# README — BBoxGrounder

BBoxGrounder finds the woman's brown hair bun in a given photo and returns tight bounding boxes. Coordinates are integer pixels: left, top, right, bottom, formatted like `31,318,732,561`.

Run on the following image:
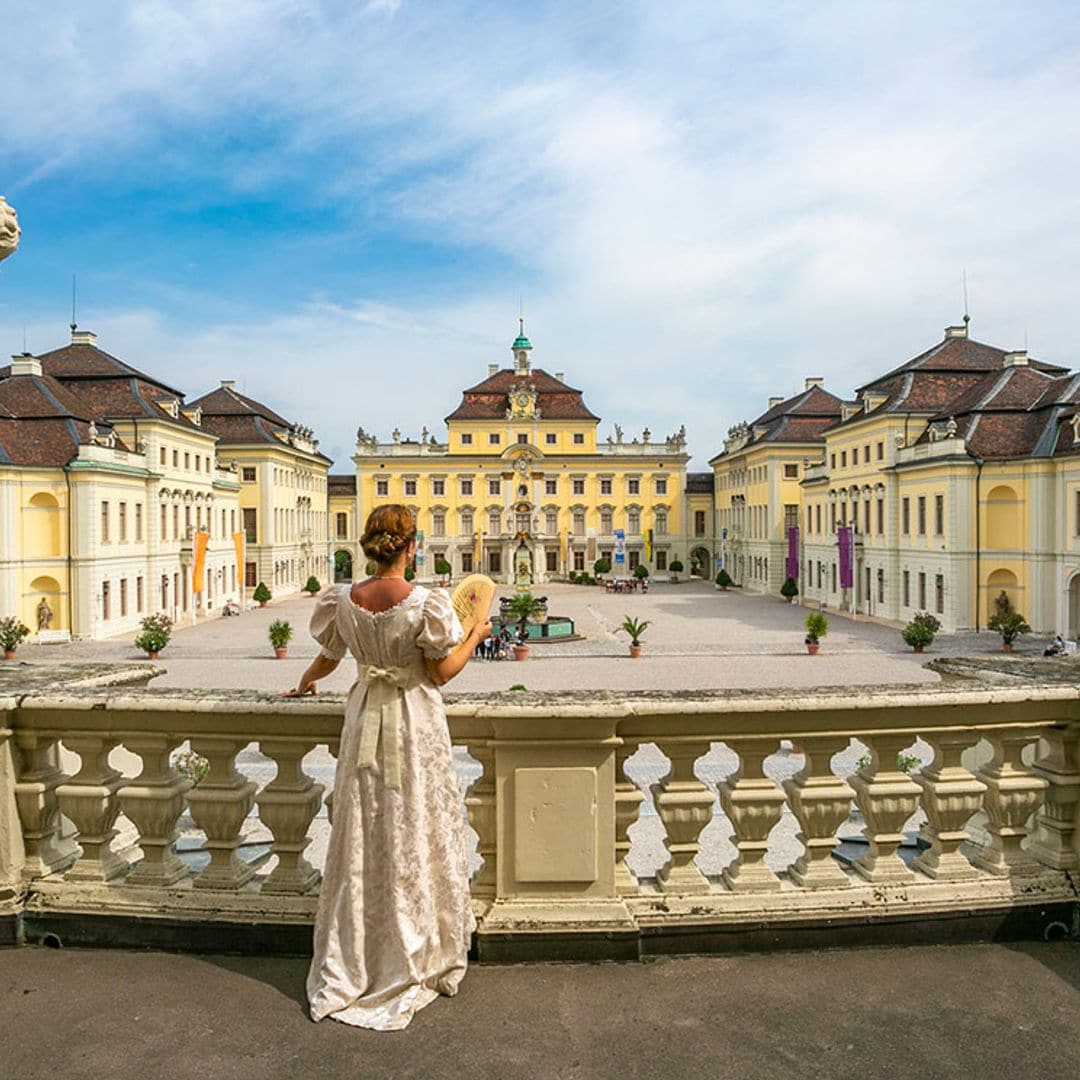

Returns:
360,504,417,565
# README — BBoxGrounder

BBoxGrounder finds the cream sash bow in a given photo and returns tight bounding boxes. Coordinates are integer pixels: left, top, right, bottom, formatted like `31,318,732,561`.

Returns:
357,664,419,791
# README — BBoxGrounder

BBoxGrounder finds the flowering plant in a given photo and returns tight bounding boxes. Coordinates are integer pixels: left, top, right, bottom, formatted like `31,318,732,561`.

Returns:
0,617,31,651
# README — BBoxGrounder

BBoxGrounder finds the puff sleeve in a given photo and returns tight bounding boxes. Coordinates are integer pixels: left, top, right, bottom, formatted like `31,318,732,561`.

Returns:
309,586,348,661
416,588,464,660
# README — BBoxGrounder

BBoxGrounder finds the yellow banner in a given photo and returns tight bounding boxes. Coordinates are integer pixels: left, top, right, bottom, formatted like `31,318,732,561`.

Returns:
232,531,245,593
192,529,210,593
645,528,653,561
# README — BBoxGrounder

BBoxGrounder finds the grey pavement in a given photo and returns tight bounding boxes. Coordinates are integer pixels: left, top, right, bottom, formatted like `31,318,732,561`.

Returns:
2,942,1077,1080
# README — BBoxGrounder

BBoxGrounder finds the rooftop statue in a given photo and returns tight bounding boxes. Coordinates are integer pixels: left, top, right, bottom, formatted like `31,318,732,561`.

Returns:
0,196,19,262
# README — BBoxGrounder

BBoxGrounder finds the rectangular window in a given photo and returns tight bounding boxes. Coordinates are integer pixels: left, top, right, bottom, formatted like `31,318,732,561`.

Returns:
488,511,501,534
573,511,585,536
194,454,200,472
432,511,445,537
877,568,885,603
655,510,668,535
830,503,836,532
243,507,257,544
655,477,668,495
460,433,473,445
461,478,473,496
917,496,926,535
573,433,585,445
784,504,798,531
404,479,417,497
815,504,822,534
119,502,127,542
830,453,836,469
184,452,190,470
628,549,640,571
230,509,236,534
600,478,612,495
572,478,585,496
545,433,557,445
488,478,501,496
184,506,191,536
172,449,179,468
102,581,110,621
903,570,911,607
517,433,528,444
461,552,474,573
600,510,613,533
101,501,110,542
136,576,144,613
863,499,871,534
489,433,501,445
545,478,557,496
864,445,871,464
656,550,667,571
573,549,585,571
695,510,706,536
160,504,167,540
461,510,473,534
876,497,884,534
902,497,910,534
935,574,945,614
852,448,858,466
135,503,143,542
628,478,640,496
545,510,558,533
877,441,884,461
241,466,256,483
159,446,166,466
335,512,348,538
433,479,445,496
546,550,558,572
376,478,389,496
488,550,501,575
783,463,798,479
120,578,128,617
934,494,944,535
918,571,927,609
245,561,257,588
830,563,836,592
840,451,847,468
628,510,640,533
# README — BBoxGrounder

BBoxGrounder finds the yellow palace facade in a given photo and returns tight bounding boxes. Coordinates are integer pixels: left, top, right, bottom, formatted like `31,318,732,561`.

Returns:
348,325,704,585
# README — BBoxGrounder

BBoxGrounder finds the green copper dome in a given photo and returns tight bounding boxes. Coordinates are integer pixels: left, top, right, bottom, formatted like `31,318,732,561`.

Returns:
512,317,531,351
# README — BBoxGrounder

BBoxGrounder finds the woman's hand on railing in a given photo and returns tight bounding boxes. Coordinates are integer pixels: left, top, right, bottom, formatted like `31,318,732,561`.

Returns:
282,653,341,697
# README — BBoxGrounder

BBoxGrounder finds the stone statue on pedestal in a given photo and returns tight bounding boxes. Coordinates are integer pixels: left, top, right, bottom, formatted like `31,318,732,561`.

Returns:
36,597,53,632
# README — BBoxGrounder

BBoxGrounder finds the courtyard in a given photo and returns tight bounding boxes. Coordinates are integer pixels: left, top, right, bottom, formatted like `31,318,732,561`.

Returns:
7,580,1035,694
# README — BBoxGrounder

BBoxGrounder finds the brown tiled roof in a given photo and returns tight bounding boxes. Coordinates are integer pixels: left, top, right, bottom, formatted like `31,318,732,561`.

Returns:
198,413,286,446
752,385,844,427
328,473,356,496
188,384,291,428
445,367,599,422
711,384,843,463
33,340,186,397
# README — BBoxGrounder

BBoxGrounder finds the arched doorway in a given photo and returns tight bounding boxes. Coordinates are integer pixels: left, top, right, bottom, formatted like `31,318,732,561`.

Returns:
334,549,353,582
690,546,711,578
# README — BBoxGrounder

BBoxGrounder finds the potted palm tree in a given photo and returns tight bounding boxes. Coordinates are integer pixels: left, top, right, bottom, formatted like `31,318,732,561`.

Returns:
253,582,272,608
304,576,321,596
505,591,543,660
668,559,683,583
269,619,293,659
0,617,31,660
619,615,650,658
804,611,828,655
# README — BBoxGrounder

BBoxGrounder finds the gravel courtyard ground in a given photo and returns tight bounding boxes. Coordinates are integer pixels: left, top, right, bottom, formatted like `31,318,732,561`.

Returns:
10,579,1039,693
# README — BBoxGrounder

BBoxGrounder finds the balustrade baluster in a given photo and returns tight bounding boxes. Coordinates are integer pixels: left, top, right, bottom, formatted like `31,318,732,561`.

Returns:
119,735,192,886
55,736,129,882
969,729,1049,877
1028,727,1080,871
849,735,922,882
720,739,786,892
256,739,324,894
615,740,645,895
463,740,495,898
783,736,853,889
186,737,258,890
652,740,713,894
13,732,78,879
911,732,986,881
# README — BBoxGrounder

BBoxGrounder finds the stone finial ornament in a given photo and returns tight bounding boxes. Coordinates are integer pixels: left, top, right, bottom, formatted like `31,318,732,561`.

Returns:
0,196,19,262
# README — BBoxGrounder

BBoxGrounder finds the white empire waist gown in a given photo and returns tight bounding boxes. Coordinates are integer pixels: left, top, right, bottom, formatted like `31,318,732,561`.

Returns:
306,584,476,1031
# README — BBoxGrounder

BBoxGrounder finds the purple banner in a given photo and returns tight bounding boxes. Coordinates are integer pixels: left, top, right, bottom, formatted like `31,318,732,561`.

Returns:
838,525,854,590
786,526,799,580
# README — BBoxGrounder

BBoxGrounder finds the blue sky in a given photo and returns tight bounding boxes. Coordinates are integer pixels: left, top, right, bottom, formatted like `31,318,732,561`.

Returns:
2,1,1080,468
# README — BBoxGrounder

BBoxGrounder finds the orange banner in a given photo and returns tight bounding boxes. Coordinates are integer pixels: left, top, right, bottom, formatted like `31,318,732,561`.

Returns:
232,531,245,593
191,529,210,593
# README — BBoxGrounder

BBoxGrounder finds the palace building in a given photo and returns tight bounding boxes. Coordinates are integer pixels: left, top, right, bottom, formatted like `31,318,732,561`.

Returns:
351,323,698,585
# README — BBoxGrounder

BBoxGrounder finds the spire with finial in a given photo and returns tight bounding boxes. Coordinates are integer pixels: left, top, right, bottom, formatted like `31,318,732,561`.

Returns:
512,315,532,373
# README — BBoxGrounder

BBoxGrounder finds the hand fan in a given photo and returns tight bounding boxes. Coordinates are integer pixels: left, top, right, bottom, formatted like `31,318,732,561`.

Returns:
450,574,496,640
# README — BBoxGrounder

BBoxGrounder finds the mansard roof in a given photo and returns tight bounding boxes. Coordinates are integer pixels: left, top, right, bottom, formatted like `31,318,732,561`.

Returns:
328,473,357,496
445,367,599,422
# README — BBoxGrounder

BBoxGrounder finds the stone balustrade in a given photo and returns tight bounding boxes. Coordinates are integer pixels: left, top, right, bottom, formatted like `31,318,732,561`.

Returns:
1,666,1077,958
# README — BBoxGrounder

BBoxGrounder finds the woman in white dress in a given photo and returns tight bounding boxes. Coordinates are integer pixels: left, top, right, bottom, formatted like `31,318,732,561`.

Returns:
285,504,491,1031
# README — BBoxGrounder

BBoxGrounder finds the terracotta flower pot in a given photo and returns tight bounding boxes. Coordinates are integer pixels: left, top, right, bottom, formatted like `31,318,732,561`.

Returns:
3,650,16,660
913,645,924,653
259,601,268,608
146,651,159,660
1002,642,1014,653
274,647,288,659
629,644,642,659
512,644,530,662
806,643,820,655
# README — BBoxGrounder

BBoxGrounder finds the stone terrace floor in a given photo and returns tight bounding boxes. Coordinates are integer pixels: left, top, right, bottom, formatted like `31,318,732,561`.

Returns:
2,942,1077,1080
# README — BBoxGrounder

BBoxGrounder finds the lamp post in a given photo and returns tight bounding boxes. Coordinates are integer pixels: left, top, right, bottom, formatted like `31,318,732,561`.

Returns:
0,197,19,263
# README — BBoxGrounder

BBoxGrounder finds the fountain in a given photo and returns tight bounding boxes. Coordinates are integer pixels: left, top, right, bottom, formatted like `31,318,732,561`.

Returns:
496,595,577,641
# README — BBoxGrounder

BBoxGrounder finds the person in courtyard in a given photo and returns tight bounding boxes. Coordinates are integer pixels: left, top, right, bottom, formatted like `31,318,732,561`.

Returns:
284,504,491,1031
1044,634,1066,657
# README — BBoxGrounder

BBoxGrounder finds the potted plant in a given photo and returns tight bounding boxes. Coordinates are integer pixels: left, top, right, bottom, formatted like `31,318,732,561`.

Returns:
715,567,733,591
593,557,611,581
253,582,272,608
505,591,543,660
619,615,650,658
902,611,940,653
0,617,31,659
988,591,1030,652
804,611,828,655
434,556,452,585
633,564,649,582
269,619,293,659
780,577,799,603
304,576,321,596
668,559,683,583
134,612,172,660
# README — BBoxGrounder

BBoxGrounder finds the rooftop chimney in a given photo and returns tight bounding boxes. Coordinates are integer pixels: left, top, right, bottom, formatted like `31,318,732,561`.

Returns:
220,379,237,390
768,396,784,408
804,376,824,390
488,363,498,376
555,371,565,382
10,352,42,377
944,324,968,339
1003,350,1029,368
71,329,97,346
